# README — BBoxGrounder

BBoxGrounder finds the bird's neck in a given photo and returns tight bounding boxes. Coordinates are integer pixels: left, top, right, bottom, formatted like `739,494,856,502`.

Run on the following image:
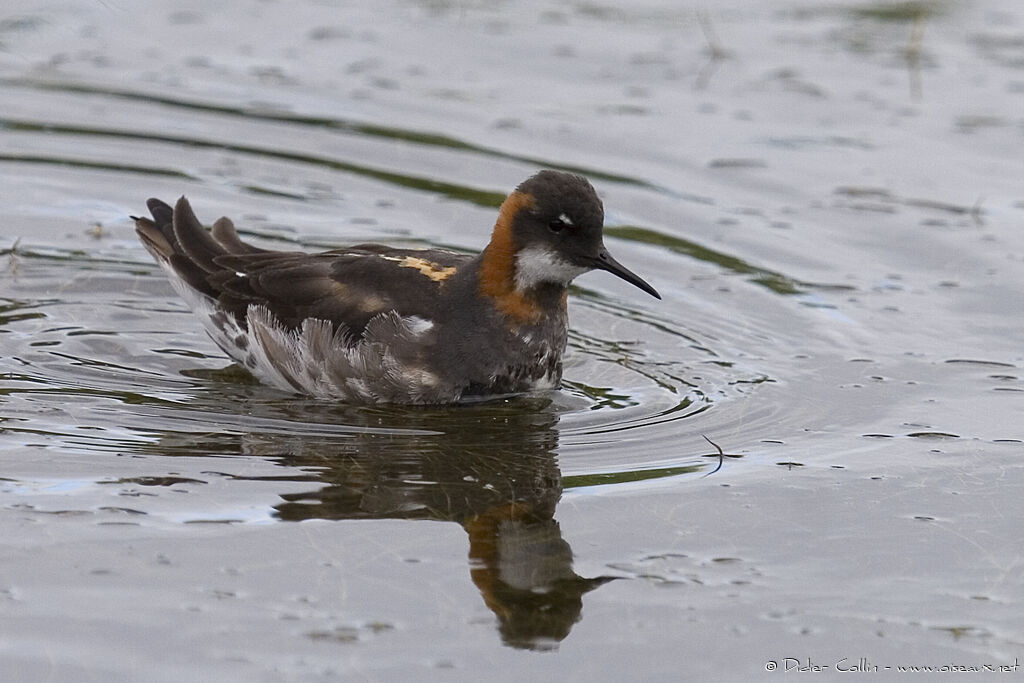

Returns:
478,191,564,323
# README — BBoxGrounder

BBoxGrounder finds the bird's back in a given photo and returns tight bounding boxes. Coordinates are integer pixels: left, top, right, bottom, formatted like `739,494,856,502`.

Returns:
134,197,485,402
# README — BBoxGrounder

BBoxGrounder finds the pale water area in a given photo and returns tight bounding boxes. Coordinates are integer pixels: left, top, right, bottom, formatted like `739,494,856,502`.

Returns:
1,0,1023,680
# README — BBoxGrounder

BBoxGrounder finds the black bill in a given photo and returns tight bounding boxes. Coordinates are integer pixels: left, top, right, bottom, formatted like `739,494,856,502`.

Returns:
593,248,661,300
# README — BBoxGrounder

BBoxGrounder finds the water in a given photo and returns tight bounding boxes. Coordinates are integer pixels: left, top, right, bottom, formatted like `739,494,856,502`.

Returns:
2,0,1023,680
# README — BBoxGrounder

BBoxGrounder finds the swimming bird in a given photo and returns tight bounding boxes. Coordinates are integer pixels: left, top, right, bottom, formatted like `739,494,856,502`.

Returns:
133,170,659,404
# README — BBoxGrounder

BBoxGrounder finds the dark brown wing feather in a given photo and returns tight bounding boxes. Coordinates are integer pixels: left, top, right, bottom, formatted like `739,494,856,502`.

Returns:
134,197,470,336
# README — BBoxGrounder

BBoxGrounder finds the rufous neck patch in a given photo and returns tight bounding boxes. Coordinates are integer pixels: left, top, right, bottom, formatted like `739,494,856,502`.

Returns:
479,191,545,321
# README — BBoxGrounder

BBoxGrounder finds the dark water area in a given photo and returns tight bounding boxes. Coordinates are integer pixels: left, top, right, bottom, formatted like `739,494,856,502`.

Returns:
2,0,1023,680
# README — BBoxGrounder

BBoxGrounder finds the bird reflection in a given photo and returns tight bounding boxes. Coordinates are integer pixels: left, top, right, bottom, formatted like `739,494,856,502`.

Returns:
224,396,613,651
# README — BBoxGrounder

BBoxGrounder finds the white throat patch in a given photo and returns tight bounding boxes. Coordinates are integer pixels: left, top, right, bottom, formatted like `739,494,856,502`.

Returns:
514,245,588,290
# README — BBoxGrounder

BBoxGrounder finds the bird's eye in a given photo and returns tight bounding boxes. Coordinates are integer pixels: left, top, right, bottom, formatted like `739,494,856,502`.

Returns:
548,213,574,233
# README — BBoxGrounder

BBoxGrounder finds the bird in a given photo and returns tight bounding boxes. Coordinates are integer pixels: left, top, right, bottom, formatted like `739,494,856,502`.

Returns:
133,170,660,404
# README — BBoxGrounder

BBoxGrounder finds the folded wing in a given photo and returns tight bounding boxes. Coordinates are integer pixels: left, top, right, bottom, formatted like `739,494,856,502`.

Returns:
133,197,468,337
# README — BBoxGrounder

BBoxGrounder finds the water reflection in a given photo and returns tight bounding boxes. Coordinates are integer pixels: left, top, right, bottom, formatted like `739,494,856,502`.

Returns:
193,397,612,651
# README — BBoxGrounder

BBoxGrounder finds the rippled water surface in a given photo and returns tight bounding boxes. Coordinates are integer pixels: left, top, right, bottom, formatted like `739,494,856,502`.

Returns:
2,0,1024,680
